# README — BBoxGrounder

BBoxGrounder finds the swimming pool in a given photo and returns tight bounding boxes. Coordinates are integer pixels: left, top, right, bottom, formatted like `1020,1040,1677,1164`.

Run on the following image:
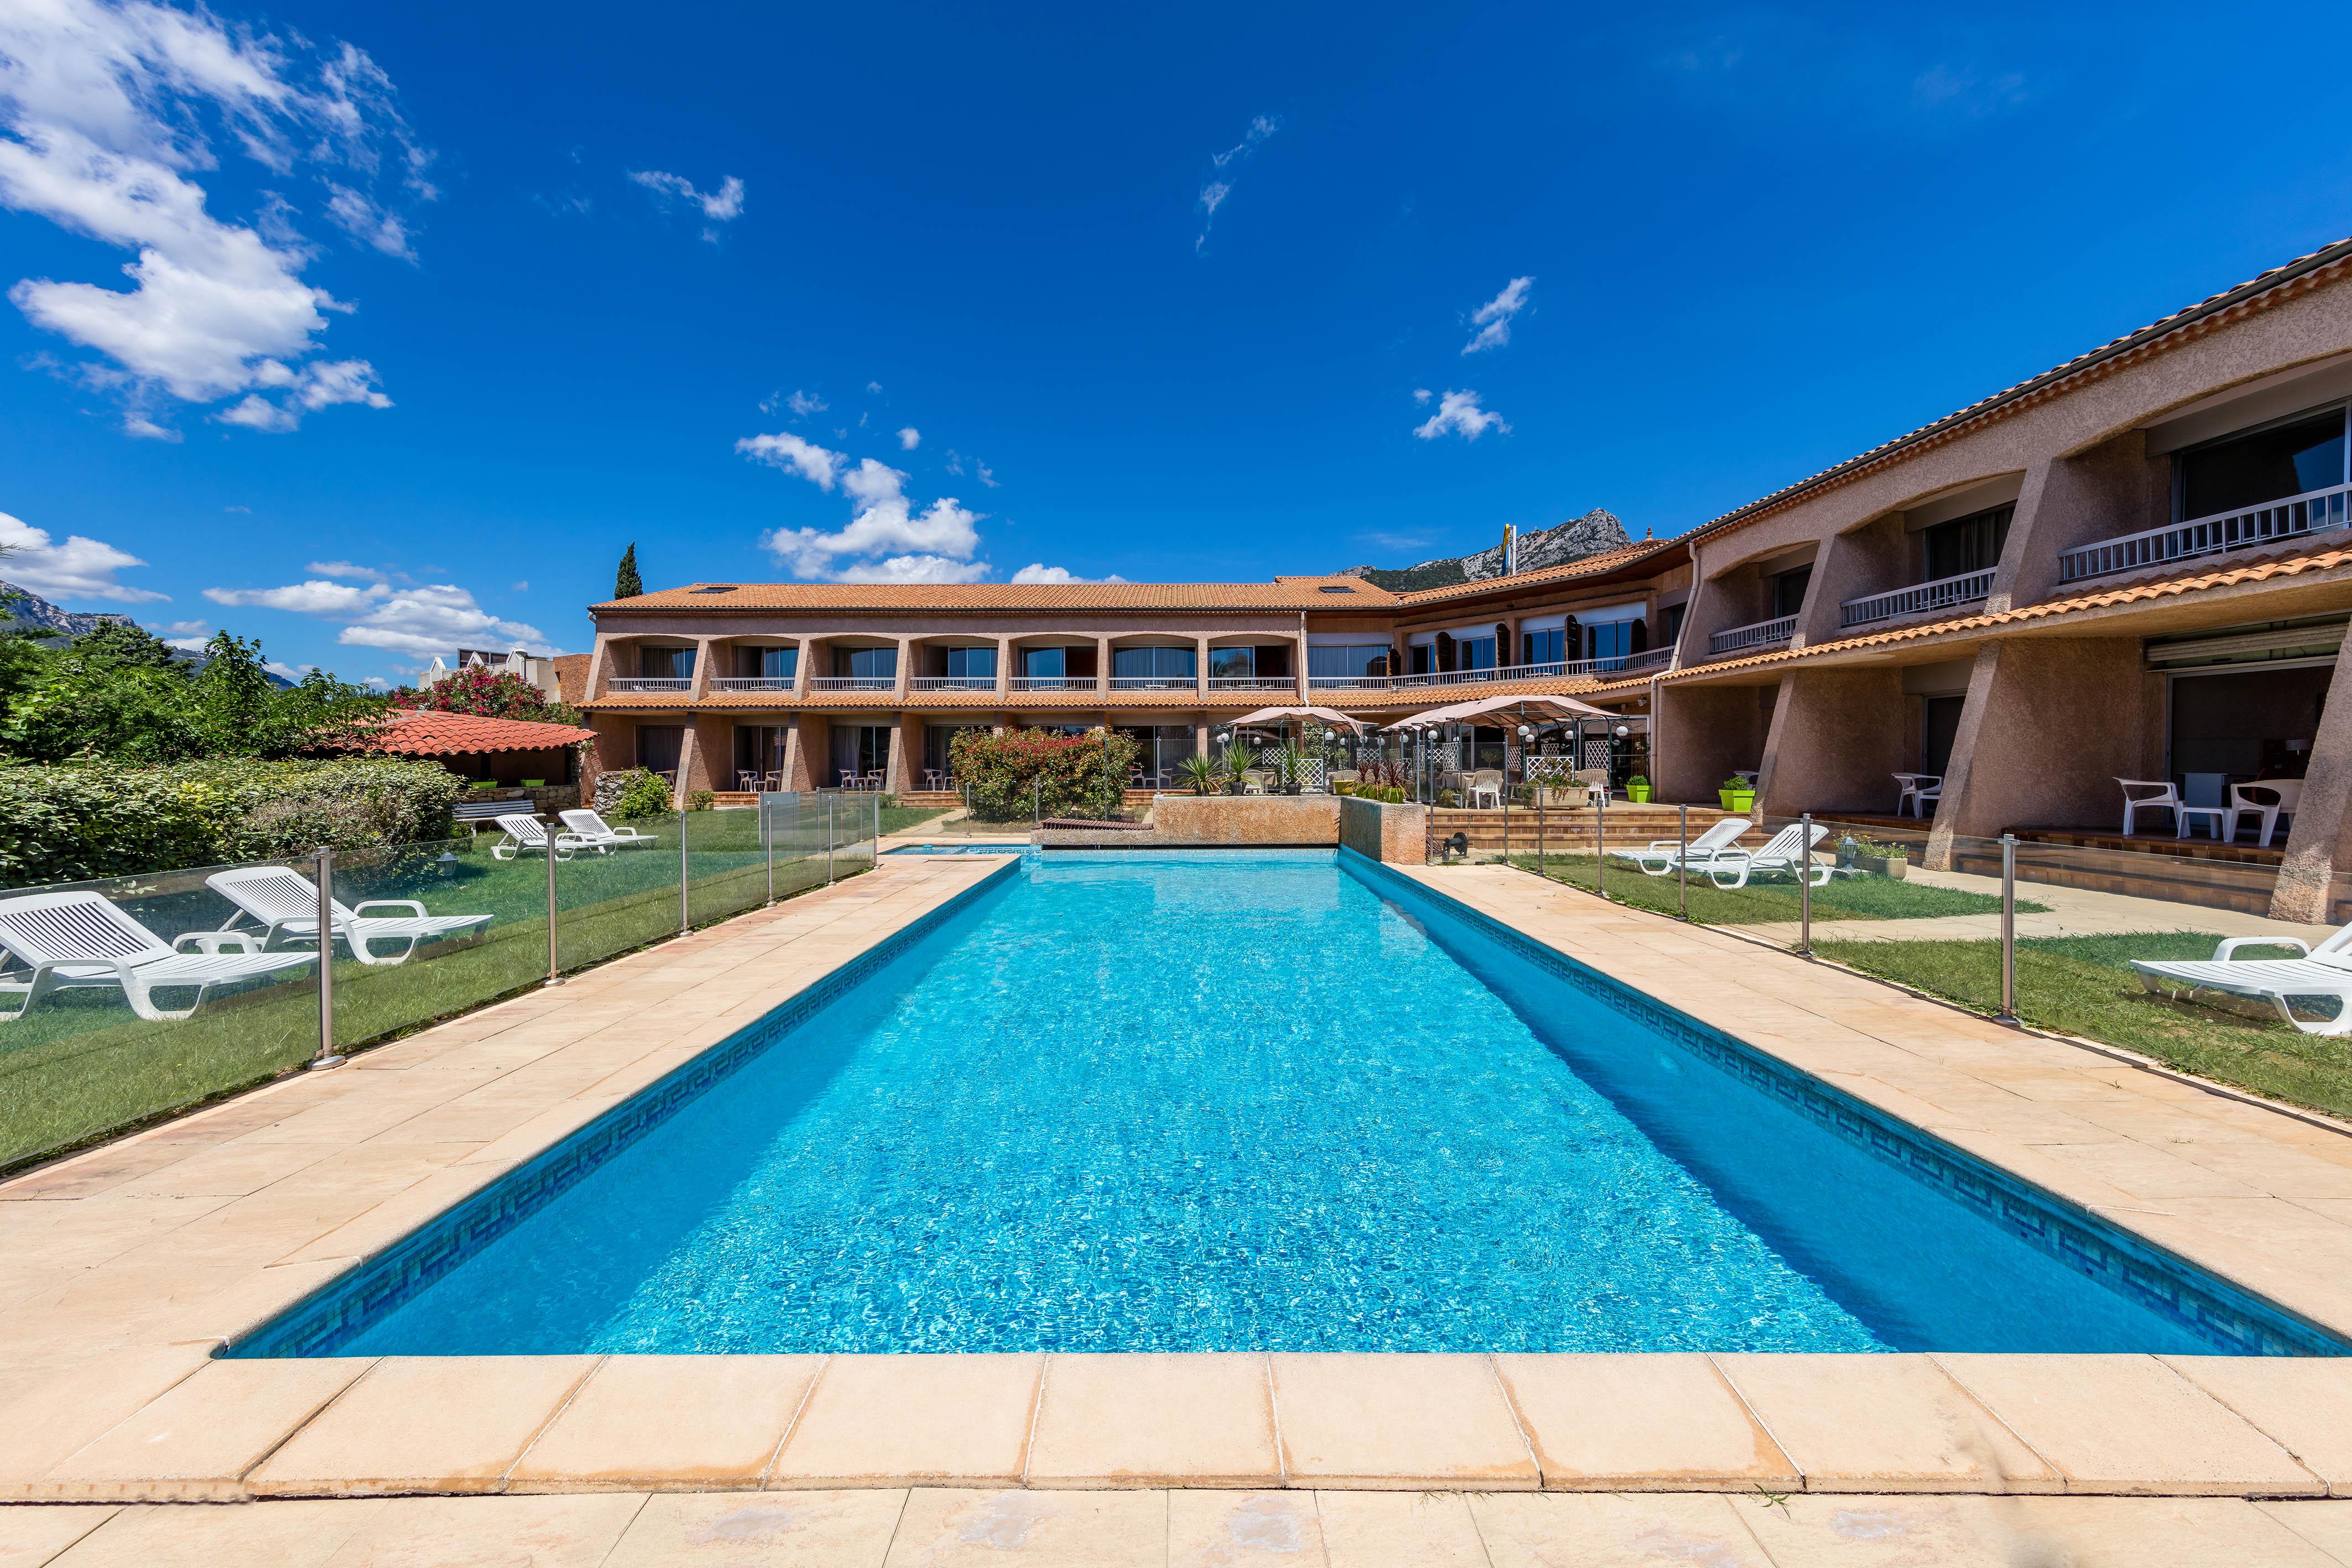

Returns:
235,849,2344,1358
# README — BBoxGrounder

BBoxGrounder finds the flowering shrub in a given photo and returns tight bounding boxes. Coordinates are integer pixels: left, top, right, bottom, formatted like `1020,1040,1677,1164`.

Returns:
0,758,464,885
392,665,582,726
950,727,1139,821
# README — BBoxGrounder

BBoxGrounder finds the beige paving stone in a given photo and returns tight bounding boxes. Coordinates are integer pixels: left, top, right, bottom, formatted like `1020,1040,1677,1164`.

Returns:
603,1490,907,1567
1167,1491,1319,1568
44,1498,388,1567
116,1141,345,1200
2164,1357,2352,1497
39,1356,375,1501
0,1506,116,1567
1313,1490,1487,1568
881,1487,1164,1568
1712,1354,2058,1493
1935,1353,2322,1495
1745,1493,2334,1566
768,1355,1043,1488
318,1492,648,1567
0,1345,217,1495
153,1257,359,1347
1467,1491,1772,1568
510,1354,823,1491
1025,1354,1278,1489
2025,1138,2270,1199
1268,1353,1535,1490
248,1356,601,1497
1491,1352,1796,1491
2261,1499,2352,1561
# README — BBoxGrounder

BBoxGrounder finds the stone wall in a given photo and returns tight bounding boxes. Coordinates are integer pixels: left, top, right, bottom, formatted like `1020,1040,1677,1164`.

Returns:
1035,794,1427,862
1340,795,1428,863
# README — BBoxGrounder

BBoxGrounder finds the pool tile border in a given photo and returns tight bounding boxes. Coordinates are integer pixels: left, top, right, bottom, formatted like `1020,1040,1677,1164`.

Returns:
1349,850,2351,1359
223,854,1020,1359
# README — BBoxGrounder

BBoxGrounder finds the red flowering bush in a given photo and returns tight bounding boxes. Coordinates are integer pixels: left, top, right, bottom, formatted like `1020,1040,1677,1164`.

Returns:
392,664,579,725
950,727,1138,821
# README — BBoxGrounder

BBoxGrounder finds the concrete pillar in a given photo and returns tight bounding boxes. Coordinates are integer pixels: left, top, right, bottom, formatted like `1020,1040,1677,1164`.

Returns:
1987,436,2167,613
894,637,915,698
1096,635,1113,696
1923,638,2148,868
1195,636,1212,696
792,638,820,697
689,638,717,699
885,716,913,795
1797,515,1906,648
1756,667,1909,817
2271,634,2352,921
585,639,615,702
782,718,813,793
996,636,1014,697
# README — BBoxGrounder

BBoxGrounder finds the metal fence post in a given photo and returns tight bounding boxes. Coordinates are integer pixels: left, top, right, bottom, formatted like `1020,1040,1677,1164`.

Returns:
1536,798,1545,879
311,846,344,1069
875,788,881,856
1999,834,2018,1022
826,792,836,885
1797,811,1813,957
764,795,776,906
1595,790,1606,900
678,806,690,936
545,820,561,985
1676,803,1688,920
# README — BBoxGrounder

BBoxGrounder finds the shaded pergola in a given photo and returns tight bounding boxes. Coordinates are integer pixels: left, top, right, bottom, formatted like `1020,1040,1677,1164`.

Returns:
1382,691,1646,805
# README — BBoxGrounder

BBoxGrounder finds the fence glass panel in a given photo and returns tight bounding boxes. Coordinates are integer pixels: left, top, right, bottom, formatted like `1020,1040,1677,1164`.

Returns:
553,811,681,974
324,836,542,1052
686,803,768,928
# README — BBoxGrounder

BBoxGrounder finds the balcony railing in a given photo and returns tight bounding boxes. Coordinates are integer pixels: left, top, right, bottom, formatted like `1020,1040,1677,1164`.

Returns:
2057,481,2352,585
1706,614,1798,657
1840,567,1997,629
1314,648,1672,693
809,676,896,692
910,676,997,692
1109,675,1198,691
1306,673,1397,691
711,676,795,692
1208,676,1297,692
608,677,692,693
1009,675,1097,693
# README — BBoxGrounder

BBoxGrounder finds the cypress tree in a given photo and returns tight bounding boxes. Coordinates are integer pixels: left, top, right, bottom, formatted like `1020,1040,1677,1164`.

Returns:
614,543,642,599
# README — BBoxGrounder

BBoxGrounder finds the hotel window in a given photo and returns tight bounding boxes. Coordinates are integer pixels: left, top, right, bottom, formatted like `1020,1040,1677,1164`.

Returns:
924,723,987,779
1114,645,1197,680
944,645,997,679
1409,642,1434,675
830,725,891,782
638,646,694,679
1209,647,1256,679
636,724,684,776
738,645,797,680
1922,504,2013,580
1307,644,1391,679
1456,635,1497,670
1021,646,1066,679
1522,627,1567,666
1771,565,1813,619
1587,621,1633,665
733,725,789,777
833,645,897,680
1664,602,1687,643
2179,407,2350,521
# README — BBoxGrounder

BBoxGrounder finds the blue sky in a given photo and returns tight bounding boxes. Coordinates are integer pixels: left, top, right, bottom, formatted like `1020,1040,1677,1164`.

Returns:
3,2,2350,685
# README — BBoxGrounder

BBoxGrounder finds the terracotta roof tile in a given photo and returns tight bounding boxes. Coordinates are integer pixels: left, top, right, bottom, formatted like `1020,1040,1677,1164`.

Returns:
362,710,597,756
1665,546,2352,681
1685,236,2352,549
595,576,1398,613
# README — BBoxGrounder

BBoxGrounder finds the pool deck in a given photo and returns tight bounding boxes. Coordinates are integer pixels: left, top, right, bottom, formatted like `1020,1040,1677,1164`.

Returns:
5,854,2352,1527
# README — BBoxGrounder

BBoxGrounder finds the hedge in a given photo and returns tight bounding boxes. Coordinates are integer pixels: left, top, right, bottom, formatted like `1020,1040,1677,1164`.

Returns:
950,728,1139,822
0,758,466,887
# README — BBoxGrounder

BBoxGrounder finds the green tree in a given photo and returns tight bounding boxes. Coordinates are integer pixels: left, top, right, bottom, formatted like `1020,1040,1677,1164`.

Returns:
615,542,642,599
69,621,183,672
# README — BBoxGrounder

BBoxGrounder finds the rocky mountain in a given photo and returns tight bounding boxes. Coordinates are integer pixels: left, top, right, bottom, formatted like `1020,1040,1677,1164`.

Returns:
1339,508,1637,592
0,581,133,639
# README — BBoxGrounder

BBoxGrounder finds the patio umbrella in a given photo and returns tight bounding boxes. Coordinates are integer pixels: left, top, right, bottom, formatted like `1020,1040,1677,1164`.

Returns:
1382,691,1612,730
1222,705,1368,733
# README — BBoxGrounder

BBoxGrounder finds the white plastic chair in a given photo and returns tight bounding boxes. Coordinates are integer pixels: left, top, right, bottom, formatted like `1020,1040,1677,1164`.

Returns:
491,813,587,861
2135,922,2352,1035
1705,822,1832,889
2226,781,2303,848
2119,778,2225,840
1607,816,1751,877
207,867,492,967
1893,773,1942,818
1467,769,1504,809
559,809,659,851
0,891,316,1022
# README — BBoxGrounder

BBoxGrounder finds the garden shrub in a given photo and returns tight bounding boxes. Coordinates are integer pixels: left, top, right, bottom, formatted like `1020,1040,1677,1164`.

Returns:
603,768,675,821
950,728,1139,821
0,757,465,886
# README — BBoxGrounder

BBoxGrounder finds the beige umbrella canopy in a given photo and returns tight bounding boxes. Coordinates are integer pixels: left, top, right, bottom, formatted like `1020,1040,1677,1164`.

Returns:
1222,705,1369,734
1384,691,1615,730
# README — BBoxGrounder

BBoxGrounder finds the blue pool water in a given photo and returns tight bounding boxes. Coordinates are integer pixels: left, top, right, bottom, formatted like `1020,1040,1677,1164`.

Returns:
263,850,2333,1357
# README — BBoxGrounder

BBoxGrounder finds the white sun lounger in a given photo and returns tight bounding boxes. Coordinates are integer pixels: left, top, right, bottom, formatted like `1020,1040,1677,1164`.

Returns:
1607,816,1751,877
2132,926,2352,1035
558,809,659,851
492,813,588,861
0,890,316,1022
1705,822,1832,889
206,866,493,967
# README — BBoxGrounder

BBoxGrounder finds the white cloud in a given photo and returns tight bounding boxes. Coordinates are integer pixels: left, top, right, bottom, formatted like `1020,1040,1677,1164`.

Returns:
362,674,389,689
897,426,919,450
827,554,991,585
779,389,825,418
265,659,309,681
736,430,844,488
204,570,549,658
1461,275,1534,355
745,429,995,581
1413,388,1432,404
306,559,379,579
1010,564,1127,585
0,509,167,601
1413,388,1510,441
976,461,997,488
149,617,206,636
865,380,882,394
1195,113,1278,253
628,168,744,241
0,0,428,436
206,577,387,614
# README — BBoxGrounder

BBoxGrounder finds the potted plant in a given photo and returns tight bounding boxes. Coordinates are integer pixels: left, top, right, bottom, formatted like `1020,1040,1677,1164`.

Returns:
1839,834,1910,879
1719,774,1756,814
1177,752,1221,796
1277,741,1307,795
1220,741,1253,795
1625,773,1652,804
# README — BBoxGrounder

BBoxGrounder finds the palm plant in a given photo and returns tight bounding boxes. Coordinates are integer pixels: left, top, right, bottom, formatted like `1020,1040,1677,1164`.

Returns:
1219,740,1253,791
1177,752,1221,796
1277,740,1308,791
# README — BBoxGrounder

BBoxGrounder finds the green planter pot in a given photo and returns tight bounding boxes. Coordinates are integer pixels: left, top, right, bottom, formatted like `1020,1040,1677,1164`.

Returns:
1627,784,1652,803
1720,788,1756,813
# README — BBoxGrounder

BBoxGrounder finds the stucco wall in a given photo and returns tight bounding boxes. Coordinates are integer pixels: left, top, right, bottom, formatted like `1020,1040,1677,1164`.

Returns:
1926,638,2150,859
1758,668,1910,816
1340,795,1428,863
1148,794,1341,844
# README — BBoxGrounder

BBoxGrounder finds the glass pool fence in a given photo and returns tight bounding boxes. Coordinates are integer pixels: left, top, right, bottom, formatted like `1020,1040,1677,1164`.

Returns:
1475,797,2352,1122
0,790,880,1174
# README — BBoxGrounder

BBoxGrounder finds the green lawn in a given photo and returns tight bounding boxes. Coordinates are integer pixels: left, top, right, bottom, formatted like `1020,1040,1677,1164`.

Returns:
0,812,877,1174
1818,931,2352,1119
1509,853,2047,925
